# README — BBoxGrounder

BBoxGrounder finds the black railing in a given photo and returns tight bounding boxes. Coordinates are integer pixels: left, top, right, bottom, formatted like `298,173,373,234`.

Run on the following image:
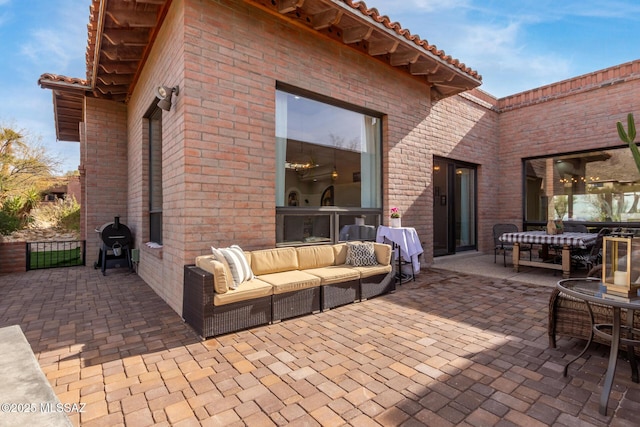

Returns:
26,240,86,270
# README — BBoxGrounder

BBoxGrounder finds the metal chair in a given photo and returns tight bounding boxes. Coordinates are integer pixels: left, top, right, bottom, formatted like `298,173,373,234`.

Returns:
493,224,532,267
571,228,611,271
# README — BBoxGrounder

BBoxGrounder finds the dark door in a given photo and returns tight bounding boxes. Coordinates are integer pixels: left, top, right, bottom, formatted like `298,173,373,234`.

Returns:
433,157,477,256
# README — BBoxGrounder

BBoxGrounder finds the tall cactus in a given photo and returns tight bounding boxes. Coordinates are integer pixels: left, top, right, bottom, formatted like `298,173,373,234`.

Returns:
617,113,640,175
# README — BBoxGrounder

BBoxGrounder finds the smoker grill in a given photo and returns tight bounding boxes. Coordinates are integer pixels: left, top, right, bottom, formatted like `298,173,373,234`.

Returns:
93,216,133,275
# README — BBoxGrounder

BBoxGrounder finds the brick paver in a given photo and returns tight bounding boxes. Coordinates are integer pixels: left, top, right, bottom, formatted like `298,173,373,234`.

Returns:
0,266,638,426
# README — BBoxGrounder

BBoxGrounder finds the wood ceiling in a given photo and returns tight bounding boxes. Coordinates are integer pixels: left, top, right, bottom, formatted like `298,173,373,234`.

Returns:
39,0,481,142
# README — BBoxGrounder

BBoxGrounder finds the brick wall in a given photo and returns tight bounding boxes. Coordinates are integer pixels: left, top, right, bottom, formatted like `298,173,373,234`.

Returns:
125,0,186,311
83,0,640,316
0,242,26,274
177,0,499,262
0,242,25,274
496,64,640,229
82,98,129,266
111,0,501,314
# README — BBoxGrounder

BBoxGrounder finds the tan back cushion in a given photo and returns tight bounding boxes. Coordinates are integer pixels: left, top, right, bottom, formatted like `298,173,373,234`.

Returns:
296,245,335,270
195,255,231,294
373,243,392,266
333,243,349,265
250,247,299,275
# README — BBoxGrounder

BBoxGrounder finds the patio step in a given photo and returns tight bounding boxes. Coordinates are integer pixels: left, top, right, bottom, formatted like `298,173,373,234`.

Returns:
0,325,73,427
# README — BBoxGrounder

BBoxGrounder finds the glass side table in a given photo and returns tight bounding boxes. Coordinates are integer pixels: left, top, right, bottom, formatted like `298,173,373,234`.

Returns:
556,278,640,415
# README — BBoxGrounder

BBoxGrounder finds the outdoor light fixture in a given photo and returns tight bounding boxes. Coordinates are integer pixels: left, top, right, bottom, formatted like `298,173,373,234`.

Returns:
155,85,179,111
601,235,640,298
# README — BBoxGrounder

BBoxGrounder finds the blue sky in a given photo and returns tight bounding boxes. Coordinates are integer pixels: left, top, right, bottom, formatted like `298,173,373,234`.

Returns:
1,0,639,174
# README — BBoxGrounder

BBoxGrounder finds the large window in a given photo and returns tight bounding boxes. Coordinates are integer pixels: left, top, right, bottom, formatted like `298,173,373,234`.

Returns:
275,88,382,245
524,147,640,227
148,107,163,244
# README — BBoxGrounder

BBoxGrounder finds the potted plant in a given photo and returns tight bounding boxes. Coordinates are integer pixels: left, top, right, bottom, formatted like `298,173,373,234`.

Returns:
390,207,401,228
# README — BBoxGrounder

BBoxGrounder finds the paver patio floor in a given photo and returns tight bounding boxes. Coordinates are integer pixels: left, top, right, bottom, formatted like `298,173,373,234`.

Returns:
0,266,638,426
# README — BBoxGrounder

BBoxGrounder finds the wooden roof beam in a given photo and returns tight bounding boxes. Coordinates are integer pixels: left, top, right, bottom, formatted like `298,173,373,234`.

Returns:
410,61,439,76
278,0,305,14
103,29,150,46
390,50,420,67
98,74,134,85
342,24,373,44
102,46,143,61
99,62,138,74
367,39,399,56
106,8,158,27
312,9,343,30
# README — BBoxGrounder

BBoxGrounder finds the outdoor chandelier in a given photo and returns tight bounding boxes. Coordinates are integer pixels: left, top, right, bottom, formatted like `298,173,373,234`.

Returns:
331,166,338,181
155,85,179,111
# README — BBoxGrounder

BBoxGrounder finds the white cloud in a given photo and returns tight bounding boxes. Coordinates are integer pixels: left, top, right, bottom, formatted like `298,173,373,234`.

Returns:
19,0,87,75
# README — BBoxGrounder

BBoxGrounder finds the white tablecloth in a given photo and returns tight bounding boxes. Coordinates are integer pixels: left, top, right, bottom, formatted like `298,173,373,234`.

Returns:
376,226,423,273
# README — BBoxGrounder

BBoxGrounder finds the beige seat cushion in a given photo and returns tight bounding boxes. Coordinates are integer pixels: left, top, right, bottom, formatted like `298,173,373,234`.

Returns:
258,270,321,294
351,264,393,278
305,266,360,285
195,255,230,294
251,247,299,275
213,278,273,306
296,245,335,269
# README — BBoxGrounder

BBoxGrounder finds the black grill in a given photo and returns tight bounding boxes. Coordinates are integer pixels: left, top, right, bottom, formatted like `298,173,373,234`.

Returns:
94,216,133,275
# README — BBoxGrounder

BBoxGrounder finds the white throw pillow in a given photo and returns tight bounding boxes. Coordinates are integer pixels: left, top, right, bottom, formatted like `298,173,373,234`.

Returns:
212,245,254,288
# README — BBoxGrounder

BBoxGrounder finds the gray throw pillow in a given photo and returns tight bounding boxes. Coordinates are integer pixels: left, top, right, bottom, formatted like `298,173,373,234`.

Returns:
346,242,378,267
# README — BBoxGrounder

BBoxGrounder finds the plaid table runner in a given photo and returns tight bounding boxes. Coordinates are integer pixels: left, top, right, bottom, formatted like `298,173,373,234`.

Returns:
499,231,597,249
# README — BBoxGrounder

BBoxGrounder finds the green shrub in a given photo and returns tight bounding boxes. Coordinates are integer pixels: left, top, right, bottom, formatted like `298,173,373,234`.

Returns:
2,195,24,216
59,199,80,232
0,210,21,235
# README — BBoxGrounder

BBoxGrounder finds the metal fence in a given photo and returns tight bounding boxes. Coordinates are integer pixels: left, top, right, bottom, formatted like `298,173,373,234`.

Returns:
26,240,86,270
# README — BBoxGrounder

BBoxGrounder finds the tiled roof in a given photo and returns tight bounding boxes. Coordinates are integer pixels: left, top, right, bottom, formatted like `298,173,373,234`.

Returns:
38,0,482,141
37,74,90,142
250,0,482,98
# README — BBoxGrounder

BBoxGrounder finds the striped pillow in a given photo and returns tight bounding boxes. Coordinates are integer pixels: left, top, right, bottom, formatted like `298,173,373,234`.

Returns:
213,245,254,288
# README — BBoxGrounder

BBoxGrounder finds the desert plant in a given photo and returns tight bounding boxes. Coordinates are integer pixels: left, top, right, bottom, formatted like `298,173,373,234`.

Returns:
58,197,80,232
30,196,80,232
0,210,21,235
617,113,640,174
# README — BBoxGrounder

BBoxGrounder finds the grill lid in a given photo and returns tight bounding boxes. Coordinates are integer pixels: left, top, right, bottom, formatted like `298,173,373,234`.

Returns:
97,216,132,247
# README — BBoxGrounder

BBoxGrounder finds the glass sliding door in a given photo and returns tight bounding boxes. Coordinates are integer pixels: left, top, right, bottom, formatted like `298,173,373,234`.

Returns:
455,165,476,251
433,157,477,255
433,158,449,256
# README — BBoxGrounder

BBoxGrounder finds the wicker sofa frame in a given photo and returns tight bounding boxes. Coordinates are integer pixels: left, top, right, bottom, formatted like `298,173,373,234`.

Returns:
548,287,640,356
183,246,396,339
183,265,272,338
272,287,321,322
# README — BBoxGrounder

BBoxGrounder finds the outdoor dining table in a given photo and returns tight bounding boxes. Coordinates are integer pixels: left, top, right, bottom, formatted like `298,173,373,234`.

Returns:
499,230,598,278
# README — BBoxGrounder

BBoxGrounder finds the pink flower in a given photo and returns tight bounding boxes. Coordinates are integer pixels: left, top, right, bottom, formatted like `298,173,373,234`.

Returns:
390,207,400,218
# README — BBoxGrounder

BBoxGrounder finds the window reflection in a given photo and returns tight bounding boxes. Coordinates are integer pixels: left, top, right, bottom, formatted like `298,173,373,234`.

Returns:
275,88,382,245
525,148,640,223
276,90,381,209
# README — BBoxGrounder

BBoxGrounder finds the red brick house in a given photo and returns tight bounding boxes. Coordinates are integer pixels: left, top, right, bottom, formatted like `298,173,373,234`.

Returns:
38,0,640,314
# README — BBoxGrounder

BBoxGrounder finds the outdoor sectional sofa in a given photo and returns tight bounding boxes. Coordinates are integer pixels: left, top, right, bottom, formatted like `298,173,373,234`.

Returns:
183,242,395,339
